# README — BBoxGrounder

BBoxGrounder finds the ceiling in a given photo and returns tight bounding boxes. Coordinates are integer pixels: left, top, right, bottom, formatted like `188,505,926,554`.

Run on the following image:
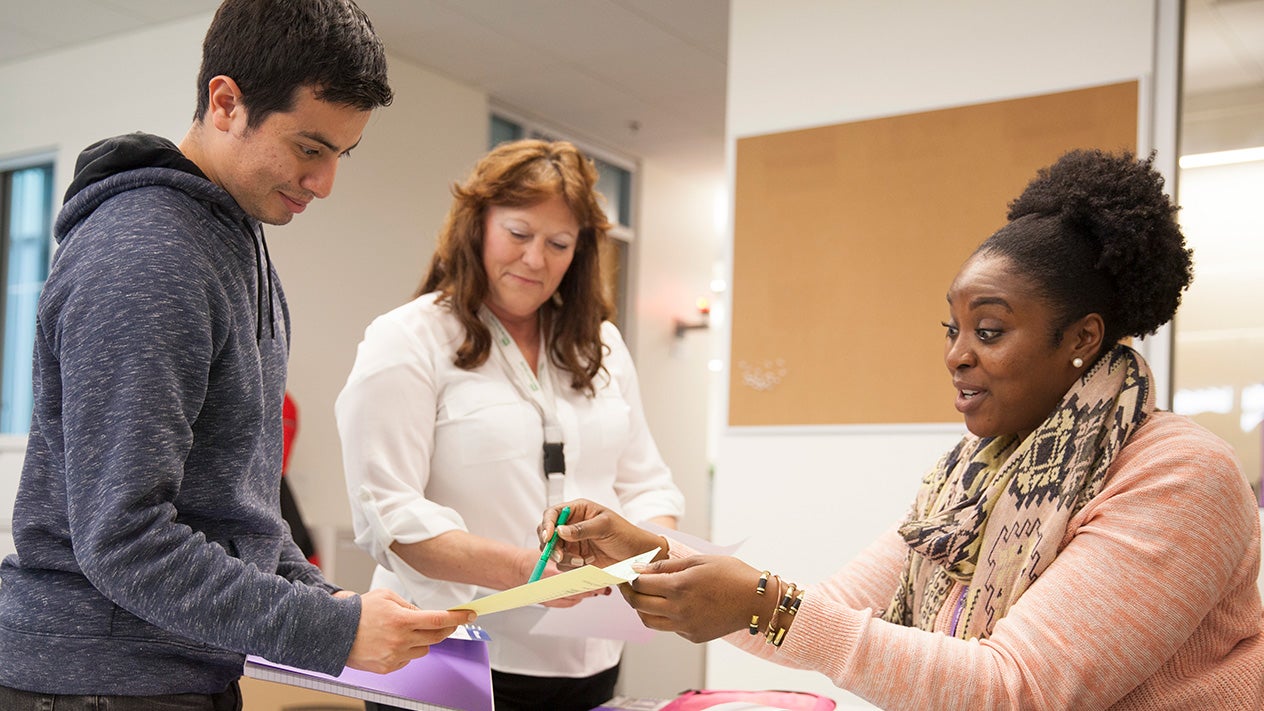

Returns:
2,0,1262,175
1184,0,1264,95
0,0,728,176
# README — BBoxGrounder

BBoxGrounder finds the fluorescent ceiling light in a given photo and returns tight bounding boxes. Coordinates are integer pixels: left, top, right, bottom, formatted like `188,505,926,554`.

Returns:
1179,147,1264,169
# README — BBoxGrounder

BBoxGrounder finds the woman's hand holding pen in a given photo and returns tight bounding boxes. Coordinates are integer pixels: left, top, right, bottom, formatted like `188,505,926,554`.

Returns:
538,499,668,570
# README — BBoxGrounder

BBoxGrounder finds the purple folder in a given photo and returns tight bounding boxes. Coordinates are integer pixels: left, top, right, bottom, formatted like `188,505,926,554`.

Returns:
245,635,492,711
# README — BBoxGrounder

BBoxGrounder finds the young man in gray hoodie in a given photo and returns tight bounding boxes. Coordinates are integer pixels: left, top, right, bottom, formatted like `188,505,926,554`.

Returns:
0,1,472,708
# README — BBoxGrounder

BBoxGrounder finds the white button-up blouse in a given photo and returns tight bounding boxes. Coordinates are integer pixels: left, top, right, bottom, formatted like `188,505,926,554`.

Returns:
336,292,685,677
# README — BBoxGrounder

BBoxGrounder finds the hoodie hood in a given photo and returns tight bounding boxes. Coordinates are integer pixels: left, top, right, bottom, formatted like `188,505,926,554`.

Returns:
55,132,278,340
62,132,207,207
55,133,236,245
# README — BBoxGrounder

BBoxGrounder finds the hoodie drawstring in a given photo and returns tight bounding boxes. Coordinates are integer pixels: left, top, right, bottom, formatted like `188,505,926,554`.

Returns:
260,230,275,340
248,220,276,341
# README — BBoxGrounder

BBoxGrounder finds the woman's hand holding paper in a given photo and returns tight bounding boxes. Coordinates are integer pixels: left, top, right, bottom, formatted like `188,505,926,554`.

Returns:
623,555,769,644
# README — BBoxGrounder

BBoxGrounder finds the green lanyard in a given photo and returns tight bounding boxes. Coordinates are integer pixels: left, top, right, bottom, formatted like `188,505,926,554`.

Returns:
480,307,566,506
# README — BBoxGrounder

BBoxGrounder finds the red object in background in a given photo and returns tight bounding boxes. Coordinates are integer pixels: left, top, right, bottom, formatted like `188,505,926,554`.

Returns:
282,392,299,474
280,393,320,566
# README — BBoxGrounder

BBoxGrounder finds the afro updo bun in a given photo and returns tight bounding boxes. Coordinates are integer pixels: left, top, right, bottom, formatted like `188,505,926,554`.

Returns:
1006,149,1193,340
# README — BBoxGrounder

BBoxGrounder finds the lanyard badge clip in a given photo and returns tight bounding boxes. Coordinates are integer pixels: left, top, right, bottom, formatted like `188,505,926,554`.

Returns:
543,442,565,506
543,442,566,476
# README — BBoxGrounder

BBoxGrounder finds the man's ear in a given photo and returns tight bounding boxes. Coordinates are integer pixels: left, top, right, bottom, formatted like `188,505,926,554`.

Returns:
205,75,246,133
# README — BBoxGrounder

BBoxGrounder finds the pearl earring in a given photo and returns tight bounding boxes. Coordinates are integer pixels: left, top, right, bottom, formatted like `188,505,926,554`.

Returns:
1072,357,1084,368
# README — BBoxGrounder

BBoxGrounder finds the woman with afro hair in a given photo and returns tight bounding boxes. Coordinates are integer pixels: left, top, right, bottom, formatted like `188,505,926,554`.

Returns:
541,149,1264,709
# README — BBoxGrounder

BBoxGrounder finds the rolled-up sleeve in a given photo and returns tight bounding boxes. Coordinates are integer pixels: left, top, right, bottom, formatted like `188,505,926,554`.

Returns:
337,315,468,568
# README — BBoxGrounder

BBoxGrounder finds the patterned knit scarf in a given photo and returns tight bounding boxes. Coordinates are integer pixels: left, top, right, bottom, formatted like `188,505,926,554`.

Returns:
881,344,1154,639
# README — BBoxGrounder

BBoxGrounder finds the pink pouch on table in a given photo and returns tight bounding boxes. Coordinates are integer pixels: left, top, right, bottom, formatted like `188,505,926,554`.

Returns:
659,689,836,710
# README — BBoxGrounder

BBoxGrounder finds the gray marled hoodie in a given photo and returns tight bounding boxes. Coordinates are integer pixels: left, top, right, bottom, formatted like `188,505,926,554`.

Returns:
0,133,360,695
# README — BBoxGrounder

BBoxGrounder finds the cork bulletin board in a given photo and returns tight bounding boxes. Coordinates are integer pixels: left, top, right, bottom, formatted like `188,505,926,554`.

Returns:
728,81,1138,426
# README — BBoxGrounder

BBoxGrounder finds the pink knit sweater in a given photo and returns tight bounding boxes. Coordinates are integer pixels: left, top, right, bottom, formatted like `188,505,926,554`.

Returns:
723,412,1264,709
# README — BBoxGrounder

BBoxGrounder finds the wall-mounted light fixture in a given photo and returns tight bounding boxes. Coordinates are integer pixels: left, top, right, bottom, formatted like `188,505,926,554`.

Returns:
673,296,711,338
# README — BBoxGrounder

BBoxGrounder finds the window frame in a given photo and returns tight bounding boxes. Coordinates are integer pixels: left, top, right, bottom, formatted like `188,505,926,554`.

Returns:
0,151,57,436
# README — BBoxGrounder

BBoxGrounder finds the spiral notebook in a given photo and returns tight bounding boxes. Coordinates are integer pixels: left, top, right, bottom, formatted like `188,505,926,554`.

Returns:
244,626,493,711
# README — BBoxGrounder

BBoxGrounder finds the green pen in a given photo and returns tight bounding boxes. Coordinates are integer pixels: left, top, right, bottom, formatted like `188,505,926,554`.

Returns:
529,506,571,583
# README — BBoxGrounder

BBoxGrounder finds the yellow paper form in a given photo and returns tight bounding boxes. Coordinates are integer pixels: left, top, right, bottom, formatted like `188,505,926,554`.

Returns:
450,548,659,616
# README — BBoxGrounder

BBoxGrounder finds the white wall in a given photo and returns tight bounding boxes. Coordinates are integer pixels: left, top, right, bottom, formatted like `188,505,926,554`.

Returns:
0,17,206,196
617,160,727,698
714,1,1178,707
0,437,25,561
0,10,718,699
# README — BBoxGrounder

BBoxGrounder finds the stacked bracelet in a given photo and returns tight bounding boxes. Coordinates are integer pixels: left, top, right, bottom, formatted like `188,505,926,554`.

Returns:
752,571,770,635
763,577,783,646
787,589,805,616
752,574,804,648
778,582,799,617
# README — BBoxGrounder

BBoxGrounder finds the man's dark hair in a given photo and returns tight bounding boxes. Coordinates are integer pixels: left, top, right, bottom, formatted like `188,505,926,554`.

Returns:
194,0,393,127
